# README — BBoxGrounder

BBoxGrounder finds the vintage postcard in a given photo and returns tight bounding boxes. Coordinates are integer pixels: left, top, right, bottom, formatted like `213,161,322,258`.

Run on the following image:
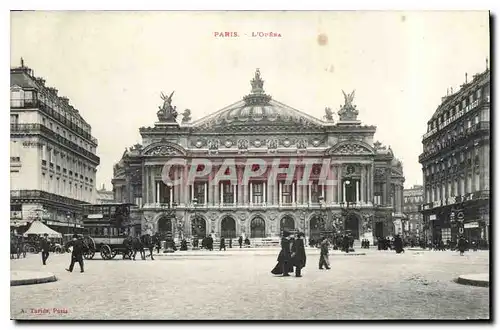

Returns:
9,10,490,320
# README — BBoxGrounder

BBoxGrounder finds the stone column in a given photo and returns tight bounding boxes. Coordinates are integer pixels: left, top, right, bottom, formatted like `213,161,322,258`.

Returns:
327,164,334,205
250,182,253,206
243,182,248,206
361,166,365,204
279,182,283,206
204,182,208,205
213,173,219,206
292,182,296,205
233,184,237,206
190,184,194,204
174,167,181,205
337,165,343,204
220,182,224,207
143,166,148,204
169,186,173,208
156,181,160,203
356,181,360,204
274,179,279,206
342,182,346,203
238,166,244,206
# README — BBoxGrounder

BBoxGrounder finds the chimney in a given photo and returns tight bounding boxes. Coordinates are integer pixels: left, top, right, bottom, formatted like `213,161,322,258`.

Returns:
60,96,69,104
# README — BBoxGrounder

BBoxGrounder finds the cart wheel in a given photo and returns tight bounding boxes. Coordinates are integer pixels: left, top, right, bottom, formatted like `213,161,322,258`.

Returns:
100,245,112,260
26,245,36,254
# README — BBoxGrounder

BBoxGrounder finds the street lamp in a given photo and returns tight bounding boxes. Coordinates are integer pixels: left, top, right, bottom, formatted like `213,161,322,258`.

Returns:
162,201,177,253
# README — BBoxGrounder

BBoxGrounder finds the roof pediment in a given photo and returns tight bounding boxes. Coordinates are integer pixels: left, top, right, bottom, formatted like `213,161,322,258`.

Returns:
326,140,375,156
142,141,186,157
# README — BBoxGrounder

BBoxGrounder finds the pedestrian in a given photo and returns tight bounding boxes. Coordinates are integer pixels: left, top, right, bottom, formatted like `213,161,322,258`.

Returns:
318,237,331,270
66,234,84,273
394,234,404,254
219,237,226,251
244,237,251,248
458,236,466,256
40,234,50,265
271,231,294,277
238,236,243,248
292,232,306,277
228,237,232,248
208,235,214,251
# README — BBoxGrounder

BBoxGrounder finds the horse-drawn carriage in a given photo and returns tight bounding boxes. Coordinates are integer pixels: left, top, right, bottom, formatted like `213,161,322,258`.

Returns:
81,203,157,260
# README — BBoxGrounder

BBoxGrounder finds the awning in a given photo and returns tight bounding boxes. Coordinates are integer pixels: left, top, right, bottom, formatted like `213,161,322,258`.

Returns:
23,220,62,238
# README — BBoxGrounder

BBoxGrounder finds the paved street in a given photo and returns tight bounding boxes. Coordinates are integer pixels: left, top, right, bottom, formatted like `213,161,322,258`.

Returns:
11,249,489,320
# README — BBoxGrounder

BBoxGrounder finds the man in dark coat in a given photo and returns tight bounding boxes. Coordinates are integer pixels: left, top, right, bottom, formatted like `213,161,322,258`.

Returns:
66,234,84,273
271,231,294,276
238,236,243,248
40,234,51,265
342,235,350,253
219,237,226,251
318,237,331,270
394,234,404,254
292,232,306,277
208,235,214,251
458,236,466,256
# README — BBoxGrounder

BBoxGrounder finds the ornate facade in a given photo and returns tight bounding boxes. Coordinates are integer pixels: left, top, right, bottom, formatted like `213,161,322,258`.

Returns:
419,66,490,244
10,60,99,234
403,185,424,239
112,69,405,242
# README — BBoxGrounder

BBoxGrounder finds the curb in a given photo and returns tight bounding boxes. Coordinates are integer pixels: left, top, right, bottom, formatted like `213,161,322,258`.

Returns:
10,271,57,286
456,273,489,287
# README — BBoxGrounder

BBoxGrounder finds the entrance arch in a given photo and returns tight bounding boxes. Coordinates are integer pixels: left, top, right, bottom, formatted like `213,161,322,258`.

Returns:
280,215,295,234
191,216,207,238
250,217,266,238
345,213,360,239
158,217,173,235
309,215,323,241
221,216,236,238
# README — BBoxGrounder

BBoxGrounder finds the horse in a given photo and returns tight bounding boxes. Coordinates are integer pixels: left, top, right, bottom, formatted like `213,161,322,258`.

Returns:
132,236,145,261
122,236,135,260
140,234,156,260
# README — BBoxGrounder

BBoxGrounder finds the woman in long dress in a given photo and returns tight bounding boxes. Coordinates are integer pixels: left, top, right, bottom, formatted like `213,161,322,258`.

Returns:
271,231,294,276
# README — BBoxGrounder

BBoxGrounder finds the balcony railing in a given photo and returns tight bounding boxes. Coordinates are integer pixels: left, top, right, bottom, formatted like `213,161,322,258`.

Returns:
10,189,90,207
10,98,98,145
422,97,489,141
419,121,489,162
11,123,100,164
419,190,489,211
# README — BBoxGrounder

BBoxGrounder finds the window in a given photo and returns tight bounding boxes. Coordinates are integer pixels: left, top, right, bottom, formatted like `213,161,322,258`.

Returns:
462,99,466,109
10,114,19,125
252,182,264,204
311,181,322,203
475,115,479,125
194,182,206,204
477,88,482,99
469,94,474,104
281,183,292,204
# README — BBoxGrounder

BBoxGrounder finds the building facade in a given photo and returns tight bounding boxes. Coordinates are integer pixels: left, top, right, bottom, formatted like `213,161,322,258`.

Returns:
96,184,115,204
112,70,405,241
419,67,490,245
403,185,424,240
10,60,100,234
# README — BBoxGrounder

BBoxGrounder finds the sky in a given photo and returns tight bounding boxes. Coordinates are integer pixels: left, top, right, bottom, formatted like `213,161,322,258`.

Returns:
10,11,490,190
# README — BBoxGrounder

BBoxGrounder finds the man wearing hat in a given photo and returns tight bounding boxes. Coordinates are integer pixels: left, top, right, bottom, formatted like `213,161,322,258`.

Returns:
292,232,307,277
66,234,85,273
40,233,51,265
